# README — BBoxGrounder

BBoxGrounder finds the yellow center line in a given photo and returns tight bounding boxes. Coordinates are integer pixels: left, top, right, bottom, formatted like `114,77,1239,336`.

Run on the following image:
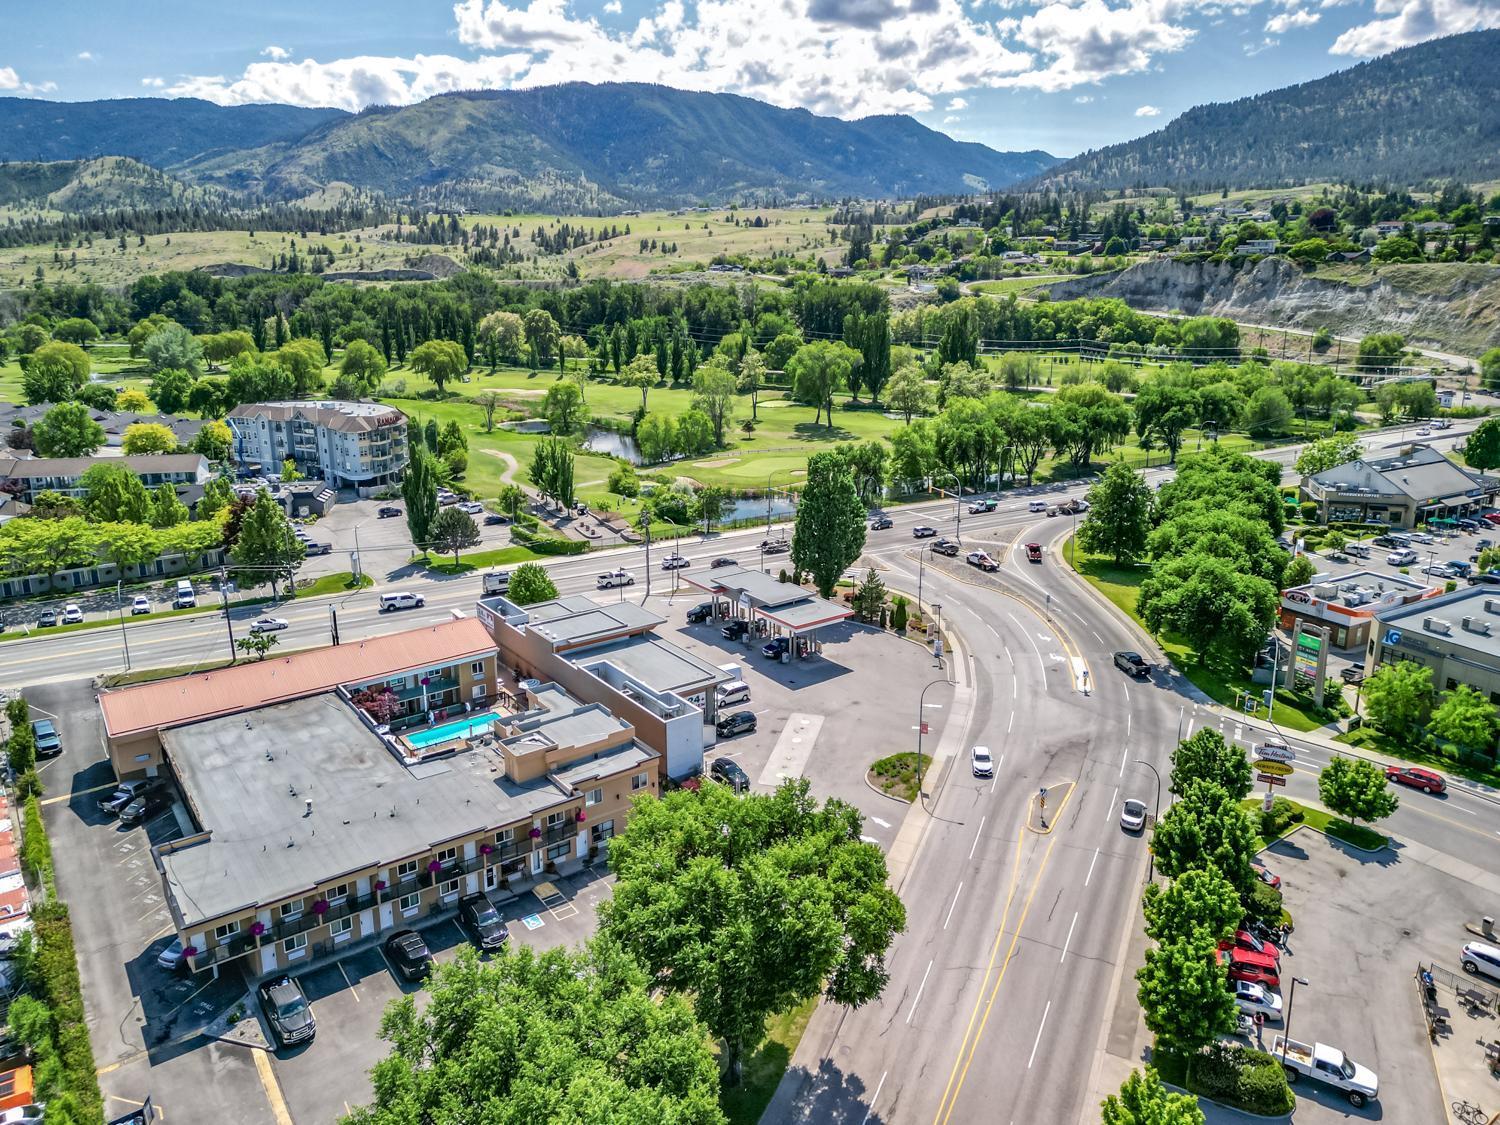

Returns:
929,825,1028,1125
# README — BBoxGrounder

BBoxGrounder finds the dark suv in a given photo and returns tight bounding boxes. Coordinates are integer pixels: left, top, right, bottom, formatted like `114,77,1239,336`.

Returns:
710,756,751,791
258,975,316,1047
31,719,61,758
721,619,750,641
1113,651,1150,677
716,711,757,738
686,602,715,624
384,929,434,981
459,894,509,950
762,637,790,659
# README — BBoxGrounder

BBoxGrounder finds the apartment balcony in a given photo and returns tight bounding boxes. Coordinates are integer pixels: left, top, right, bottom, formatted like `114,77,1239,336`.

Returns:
542,819,579,846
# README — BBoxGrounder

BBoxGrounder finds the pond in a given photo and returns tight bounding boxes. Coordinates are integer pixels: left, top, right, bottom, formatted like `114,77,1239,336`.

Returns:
724,496,796,524
582,426,642,464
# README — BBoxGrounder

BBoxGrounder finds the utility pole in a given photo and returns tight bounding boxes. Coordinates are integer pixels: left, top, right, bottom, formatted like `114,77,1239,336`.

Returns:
115,580,131,671
219,566,237,661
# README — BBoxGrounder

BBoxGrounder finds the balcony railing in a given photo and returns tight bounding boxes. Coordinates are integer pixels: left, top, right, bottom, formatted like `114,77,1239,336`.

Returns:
542,820,579,846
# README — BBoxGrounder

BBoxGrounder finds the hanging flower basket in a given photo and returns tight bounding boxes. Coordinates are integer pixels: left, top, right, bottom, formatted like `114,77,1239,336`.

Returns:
312,899,330,915
575,810,587,822
182,945,198,958
421,676,432,686
480,843,494,855
374,879,387,892
250,921,266,937
427,859,443,873
528,826,542,839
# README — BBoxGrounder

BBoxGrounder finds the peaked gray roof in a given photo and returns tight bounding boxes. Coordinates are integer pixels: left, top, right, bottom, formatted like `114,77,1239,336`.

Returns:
1311,446,1492,502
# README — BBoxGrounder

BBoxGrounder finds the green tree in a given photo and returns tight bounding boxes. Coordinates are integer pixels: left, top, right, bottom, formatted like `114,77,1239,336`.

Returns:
787,340,860,429
1428,683,1498,760
1318,755,1399,828
1362,660,1434,739
187,376,227,418
636,412,676,463
1133,376,1199,463
51,317,100,348
236,632,280,662
791,450,868,597
1243,386,1295,438
275,337,328,397
1078,461,1151,564
1150,779,1258,900
122,423,179,455
1356,332,1407,372
430,507,481,564
142,322,204,375
95,520,162,572
193,419,233,462
1101,1066,1205,1125
149,483,189,529
6,715,36,777
1137,930,1239,1055
1052,382,1131,468
21,341,90,404
32,402,104,457
475,390,505,432
852,567,887,621
1480,347,1500,392
691,361,738,447
620,354,659,412
675,409,714,456
607,464,639,498
230,490,303,596
1169,728,1252,801
737,350,766,420
343,943,724,1125
114,388,151,412
695,485,730,533
601,778,904,1083
408,339,467,395
478,310,525,365
885,362,934,423
1294,432,1364,477
1283,554,1317,589
496,483,528,521
1463,416,1500,471
540,380,584,433
280,459,304,483
522,308,561,367
200,329,256,369
1138,552,1278,671
126,313,171,357
338,338,387,394
401,447,441,557
80,463,150,523
1142,864,1244,946
507,562,557,605
148,367,194,414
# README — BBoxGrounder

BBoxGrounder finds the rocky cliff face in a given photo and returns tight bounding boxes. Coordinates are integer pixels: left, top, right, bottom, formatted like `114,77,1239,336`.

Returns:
1045,258,1500,356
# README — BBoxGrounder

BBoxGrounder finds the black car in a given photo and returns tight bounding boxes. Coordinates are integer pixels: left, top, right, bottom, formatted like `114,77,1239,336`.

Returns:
686,602,715,624
377,506,402,518
458,894,509,951
912,525,937,538
711,557,738,569
869,515,894,530
932,538,960,557
31,719,61,758
99,779,158,816
762,637,790,659
709,756,751,791
1113,651,1150,678
259,976,316,1047
384,929,434,981
721,619,750,641
715,711,757,738
484,513,506,526
119,792,167,825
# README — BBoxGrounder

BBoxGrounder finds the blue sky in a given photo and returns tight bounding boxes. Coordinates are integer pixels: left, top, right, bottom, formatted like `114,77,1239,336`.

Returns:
3,0,1496,157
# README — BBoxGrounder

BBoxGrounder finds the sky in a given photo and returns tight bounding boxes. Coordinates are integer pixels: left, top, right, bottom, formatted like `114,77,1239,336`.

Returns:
2,0,1496,157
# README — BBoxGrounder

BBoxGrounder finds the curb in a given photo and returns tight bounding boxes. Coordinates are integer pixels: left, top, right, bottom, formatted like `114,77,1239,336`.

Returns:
1270,818,1390,856
1159,1078,1293,1122
861,768,918,806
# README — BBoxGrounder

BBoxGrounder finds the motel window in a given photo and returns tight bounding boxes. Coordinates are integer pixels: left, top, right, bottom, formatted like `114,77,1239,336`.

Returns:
591,820,615,842
399,892,420,916
547,842,571,863
439,879,460,901
387,676,408,690
631,772,650,791
214,920,241,942
279,900,303,920
327,883,349,904
470,661,485,676
396,860,419,883
436,846,459,867
586,788,603,807
546,811,565,828
424,668,443,680
283,933,307,958
472,685,485,700
330,917,353,942
495,828,513,846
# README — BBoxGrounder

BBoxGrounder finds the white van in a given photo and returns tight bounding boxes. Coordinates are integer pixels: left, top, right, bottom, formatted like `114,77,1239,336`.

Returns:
716,680,751,707
1028,499,1048,512
173,580,197,609
379,591,426,613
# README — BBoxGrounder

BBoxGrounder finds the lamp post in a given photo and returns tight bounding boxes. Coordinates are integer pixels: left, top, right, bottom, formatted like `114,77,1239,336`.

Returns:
115,579,132,671
915,675,951,807
932,602,944,668
933,469,963,544
1279,977,1310,1069
1133,759,1162,880
916,543,933,613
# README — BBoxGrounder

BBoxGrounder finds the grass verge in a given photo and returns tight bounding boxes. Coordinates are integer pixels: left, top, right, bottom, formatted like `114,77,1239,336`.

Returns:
292,571,375,597
867,751,932,803
719,998,818,1125
1337,723,1500,788
416,545,543,576
1241,796,1388,852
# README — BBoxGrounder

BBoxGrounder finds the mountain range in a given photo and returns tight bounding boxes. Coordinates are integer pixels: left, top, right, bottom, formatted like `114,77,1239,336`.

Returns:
0,84,1056,211
1031,30,1500,192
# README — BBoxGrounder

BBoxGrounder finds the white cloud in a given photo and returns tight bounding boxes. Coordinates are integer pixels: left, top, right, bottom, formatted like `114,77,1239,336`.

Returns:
995,0,1197,92
141,75,165,88
1134,103,1160,116
1330,0,1499,56
1265,7,1318,31
943,113,960,121
77,51,95,61
1243,35,1280,52
262,45,292,60
603,0,622,9
945,95,968,109
1073,93,1094,102
0,66,56,94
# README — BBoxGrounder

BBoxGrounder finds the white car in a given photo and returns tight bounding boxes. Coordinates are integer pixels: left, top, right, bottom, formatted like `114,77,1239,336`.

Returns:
596,569,635,589
1416,427,1431,437
1233,980,1284,1021
250,616,290,634
61,603,84,625
1386,548,1418,566
157,935,187,970
661,554,690,570
1120,798,1148,831
1408,531,1434,544
130,595,151,615
970,745,994,778
457,501,484,515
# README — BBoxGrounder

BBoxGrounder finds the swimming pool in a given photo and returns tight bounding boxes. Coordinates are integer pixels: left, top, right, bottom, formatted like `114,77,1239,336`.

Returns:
403,710,503,749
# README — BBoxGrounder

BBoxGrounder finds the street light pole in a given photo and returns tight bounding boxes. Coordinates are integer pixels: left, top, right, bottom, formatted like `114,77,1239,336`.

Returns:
115,579,131,671
218,565,237,661
915,675,951,808
1279,977,1310,1069
1133,758,1162,880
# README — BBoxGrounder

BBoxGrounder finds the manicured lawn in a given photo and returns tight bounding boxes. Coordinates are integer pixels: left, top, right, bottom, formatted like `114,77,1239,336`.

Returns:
1337,723,1500,788
1241,796,1389,852
0,346,154,404
718,998,818,1125
418,545,542,575
291,571,373,598
867,751,932,803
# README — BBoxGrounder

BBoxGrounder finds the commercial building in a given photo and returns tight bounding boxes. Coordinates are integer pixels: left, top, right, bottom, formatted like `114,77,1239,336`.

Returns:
98,618,658,978
1368,586,1500,704
679,565,854,650
1279,570,1439,651
226,400,407,492
0,453,210,503
1299,445,1499,528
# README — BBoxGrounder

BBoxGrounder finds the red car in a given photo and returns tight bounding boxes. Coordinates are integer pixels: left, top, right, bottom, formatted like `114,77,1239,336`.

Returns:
1230,929,1282,962
1251,861,1281,890
1385,764,1446,794
1220,950,1280,988
1219,940,1280,971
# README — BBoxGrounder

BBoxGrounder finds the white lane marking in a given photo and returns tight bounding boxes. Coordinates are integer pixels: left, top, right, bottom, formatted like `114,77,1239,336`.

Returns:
1004,645,1014,664
1126,712,1132,740
1123,682,1131,704
1091,629,1103,643
988,622,1000,638
1059,911,1079,963
906,959,935,1025
1027,1000,1052,1069
943,882,965,930
1084,847,1100,887
1013,677,1018,699
861,1072,888,1125
1007,712,1014,734
871,816,892,829
969,815,986,860
1119,745,1128,776
860,835,879,844
1451,804,1477,816
1107,786,1118,823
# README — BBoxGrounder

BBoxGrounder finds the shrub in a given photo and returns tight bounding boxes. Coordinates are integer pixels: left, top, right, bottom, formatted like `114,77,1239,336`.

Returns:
509,524,589,556
1186,1043,1293,1116
1298,501,1319,521
1245,880,1284,926
20,795,53,896
892,596,909,632
1257,796,1303,839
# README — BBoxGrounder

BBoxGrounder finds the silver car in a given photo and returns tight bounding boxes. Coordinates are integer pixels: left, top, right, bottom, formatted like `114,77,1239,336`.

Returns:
1120,798,1148,831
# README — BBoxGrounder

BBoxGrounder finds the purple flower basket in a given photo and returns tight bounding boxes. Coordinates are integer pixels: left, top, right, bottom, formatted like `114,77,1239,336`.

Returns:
528,826,541,839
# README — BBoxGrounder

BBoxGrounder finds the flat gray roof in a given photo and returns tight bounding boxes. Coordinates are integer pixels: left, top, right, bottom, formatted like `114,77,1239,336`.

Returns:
1377,586,1500,665
510,695,632,749
761,598,854,631
552,743,656,789
684,566,809,607
161,694,570,927
572,634,731,693
529,602,661,647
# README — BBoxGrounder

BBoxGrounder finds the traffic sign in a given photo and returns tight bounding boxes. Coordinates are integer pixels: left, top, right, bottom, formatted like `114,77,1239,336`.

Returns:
1257,773,1287,787
1253,760,1294,776
1255,743,1296,763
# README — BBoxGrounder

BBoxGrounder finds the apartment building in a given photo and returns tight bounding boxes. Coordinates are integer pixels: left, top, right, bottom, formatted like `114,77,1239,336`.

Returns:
225,401,407,493
0,453,209,503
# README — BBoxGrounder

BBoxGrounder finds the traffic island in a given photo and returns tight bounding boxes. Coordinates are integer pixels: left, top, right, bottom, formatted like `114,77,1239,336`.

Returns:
866,752,932,803
1027,780,1075,834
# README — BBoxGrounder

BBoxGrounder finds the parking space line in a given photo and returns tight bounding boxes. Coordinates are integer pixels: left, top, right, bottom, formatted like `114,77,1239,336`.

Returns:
337,959,359,1001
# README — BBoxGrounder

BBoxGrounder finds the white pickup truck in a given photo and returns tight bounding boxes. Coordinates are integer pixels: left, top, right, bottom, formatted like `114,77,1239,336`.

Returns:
596,569,635,590
1271,1036,1379,1107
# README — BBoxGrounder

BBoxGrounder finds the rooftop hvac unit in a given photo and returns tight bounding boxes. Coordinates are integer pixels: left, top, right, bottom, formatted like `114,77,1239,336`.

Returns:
1463,616,1493,636
1424,617,1452,635
1485,599,1500,616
